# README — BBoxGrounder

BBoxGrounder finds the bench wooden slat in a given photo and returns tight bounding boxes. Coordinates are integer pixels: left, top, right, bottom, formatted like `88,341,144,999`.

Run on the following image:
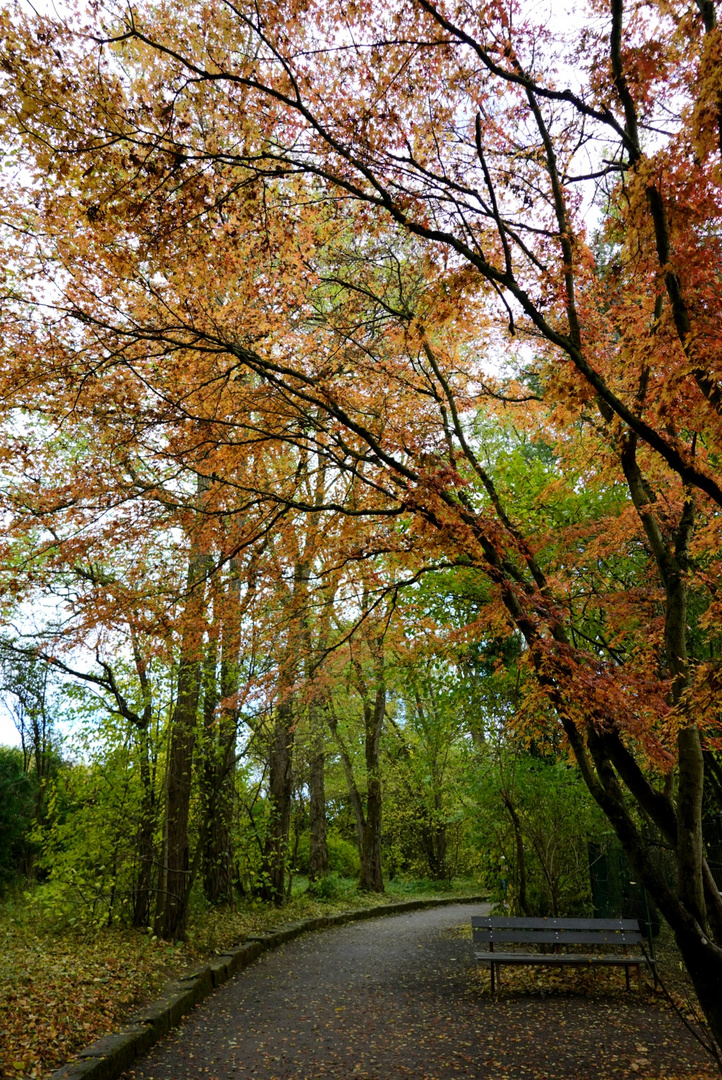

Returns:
471,916,639,931
474,951,646,966
473,929,643,945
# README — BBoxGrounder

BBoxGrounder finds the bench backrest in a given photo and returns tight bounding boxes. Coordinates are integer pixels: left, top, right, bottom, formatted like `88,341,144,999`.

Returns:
471,915,643,947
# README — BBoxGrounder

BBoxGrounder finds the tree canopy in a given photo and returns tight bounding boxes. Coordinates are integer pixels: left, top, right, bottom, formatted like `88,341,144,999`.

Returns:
1,0,722,1051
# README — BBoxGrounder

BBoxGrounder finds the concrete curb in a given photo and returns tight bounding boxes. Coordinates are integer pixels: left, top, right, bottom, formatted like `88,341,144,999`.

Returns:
49,893,487,1080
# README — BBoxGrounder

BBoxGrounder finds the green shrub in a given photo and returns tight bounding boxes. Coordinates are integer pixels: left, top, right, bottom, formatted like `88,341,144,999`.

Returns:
294,832,361,879
327,835,361,877
307,872,354,900
472,753,607,917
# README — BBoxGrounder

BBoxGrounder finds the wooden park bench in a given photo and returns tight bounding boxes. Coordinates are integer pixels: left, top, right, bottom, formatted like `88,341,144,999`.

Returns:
472,915,654,993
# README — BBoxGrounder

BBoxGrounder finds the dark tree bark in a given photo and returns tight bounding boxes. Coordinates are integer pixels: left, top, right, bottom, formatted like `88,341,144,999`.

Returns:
359,679,385,892
155,476,209,940
260,559,310,904
132,722,156,928
349,632,386,894
301,459,332,883
327,705,366,854
130,633,157,929
500,793,530,916
200,624,225,904
261,693,295,903
154,642,202,937
201,560,240,906
154,641,202,938
307,709,329,881
417,820,447,881
210,564,241,902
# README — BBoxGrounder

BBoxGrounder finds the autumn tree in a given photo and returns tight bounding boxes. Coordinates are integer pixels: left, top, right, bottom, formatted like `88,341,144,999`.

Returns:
3,0,722,1044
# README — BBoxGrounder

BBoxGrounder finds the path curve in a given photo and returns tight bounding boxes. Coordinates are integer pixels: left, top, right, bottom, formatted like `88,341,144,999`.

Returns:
126,903,713,1080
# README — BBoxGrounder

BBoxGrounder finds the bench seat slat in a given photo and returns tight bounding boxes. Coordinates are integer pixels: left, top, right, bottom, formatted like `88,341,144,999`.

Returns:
473,929,643,945
471,916,639,931
474,951,648,966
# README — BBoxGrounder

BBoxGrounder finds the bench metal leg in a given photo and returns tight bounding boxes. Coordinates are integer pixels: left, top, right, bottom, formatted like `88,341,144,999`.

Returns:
490,962,495,994
625,965,630,992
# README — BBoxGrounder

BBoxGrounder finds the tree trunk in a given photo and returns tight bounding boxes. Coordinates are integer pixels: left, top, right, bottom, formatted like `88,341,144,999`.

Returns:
327,641,385,894
155,641,202,938
155,476,209,940
208,569,240,903
132,725,156,928
260,556,318,903
359,679,385,893
200,629,225,904
308,710,329,880
129,636,157,929
261,695,295,903
501,791,530,916
201,561,239,906
327,707,366,853
560,712,722,1058
673,924,722,1055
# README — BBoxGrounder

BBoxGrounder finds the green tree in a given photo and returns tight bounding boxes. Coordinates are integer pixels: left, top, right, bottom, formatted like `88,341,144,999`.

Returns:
0,746,37,888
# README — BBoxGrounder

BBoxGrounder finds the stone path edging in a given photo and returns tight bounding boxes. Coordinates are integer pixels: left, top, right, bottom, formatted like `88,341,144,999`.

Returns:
49,893,487,1080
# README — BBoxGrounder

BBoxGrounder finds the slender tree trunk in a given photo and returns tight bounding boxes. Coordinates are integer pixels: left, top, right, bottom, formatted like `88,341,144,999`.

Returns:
261,557,318,903
262,694,295,903
673,925,722,1053
261,597,300,902
435,822,448,880
501,792,529,915
303,575,331,882
130,638,157,929
327,641,385,894
212,562,241,902
155,640,202,938
359,679,385,893
132,725,156,928
155,476,209,940
420,785,448,881
308,709,329,880
201,560,241,905
200,626,222,902
327,707,366,852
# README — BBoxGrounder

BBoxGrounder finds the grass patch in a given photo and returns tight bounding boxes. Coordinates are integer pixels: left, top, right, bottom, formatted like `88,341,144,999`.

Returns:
385,876,463,896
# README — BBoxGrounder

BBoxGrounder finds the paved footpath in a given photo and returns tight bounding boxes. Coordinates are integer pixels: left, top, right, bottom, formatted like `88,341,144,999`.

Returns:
126,903,714,1080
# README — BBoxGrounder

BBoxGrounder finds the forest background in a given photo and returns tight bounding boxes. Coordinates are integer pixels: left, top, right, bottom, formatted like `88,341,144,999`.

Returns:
1,0,722,1072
